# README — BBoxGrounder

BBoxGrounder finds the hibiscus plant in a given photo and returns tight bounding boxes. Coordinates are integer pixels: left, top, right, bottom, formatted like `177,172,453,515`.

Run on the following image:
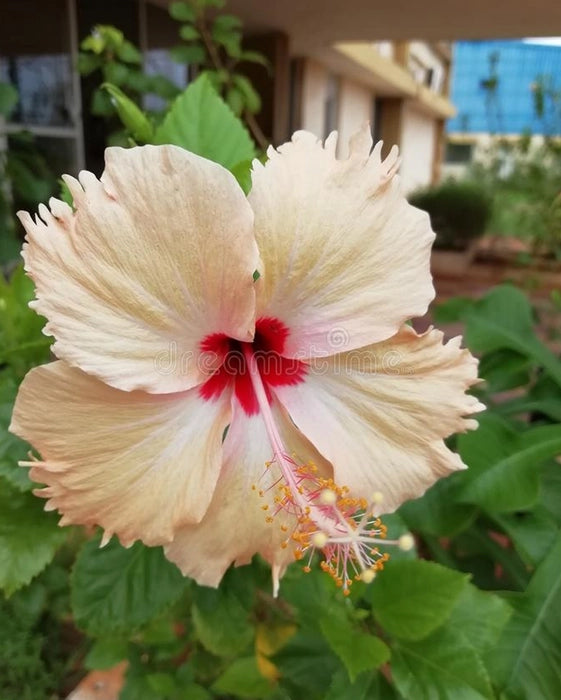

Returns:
1,69,561,700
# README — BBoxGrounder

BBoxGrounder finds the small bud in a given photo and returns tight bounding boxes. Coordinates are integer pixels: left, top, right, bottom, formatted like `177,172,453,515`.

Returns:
361,569,376,584
311,532,328,548
320,489,337,505
398,533,415,551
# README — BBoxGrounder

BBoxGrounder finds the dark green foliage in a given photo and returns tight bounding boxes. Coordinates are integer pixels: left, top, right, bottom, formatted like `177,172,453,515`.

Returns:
78,24,181,143
166,0,269,146
469,137,561,259
0,562,76,700
410,180,492,250
1,126,58,266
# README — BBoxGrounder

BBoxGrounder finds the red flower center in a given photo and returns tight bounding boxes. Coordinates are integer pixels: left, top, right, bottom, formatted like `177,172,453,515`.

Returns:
199,317,307,415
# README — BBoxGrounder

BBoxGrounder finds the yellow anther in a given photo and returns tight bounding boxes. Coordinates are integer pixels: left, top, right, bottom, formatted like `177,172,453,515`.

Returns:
265,516,273,523
361,569,376,584
261,504,269,511
319,489,337,506
311,532,328,548
302,566,311,573
371,491,384,505
398,533,415,551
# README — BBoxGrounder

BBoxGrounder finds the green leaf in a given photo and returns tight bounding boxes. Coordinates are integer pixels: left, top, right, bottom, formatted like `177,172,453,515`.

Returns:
226,86,245,115
117,41,142,64
169,44,206,64
81,33,105,55
325,670,398,700
458,413,561,512
478,348,532,393
0,82,18,117
368,559,468,641
231,159,254,194
320,608,390,681
95,25,124,51
77,52,101,76
85,637,129,670
155,74,256,169
496,395,561,422
465,285,561,388
213,14,243,32
147,672,177,695
91,87,115,116
447,583,512,654
179,24,200,41
104,61,130,86
399,471,476,537
493,507,559,567
121,666,167,700
169,1,197,22
488,532,561,698
102,83,153,142
240,50,270,69
0,373,34,492
392,626,494,700
210,20,242,57
146,74,181,100
273,632,339,695
212,657,273,698
233,74,261,113
219,33,242,59
192,576,254,656
71,536,186,635
432,295,474,323
0,479,67,595
541,460,561,524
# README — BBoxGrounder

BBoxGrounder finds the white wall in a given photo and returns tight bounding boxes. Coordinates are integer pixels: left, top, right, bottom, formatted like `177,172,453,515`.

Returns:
399,104,436,193
300,59,328,137
299,58,439,192
337,79,373,156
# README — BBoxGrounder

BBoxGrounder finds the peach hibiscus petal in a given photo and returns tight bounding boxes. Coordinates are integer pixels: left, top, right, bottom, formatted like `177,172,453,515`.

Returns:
273,326,485,513
10,361,231,546
164,400,332,591
18,145,259,394
248,125,435,358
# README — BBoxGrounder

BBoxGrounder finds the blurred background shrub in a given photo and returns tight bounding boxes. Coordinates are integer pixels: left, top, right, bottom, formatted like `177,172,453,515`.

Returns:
410,179,492,251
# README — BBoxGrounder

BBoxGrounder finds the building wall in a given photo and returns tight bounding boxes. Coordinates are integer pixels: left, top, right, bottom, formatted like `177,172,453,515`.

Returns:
298,53,444,192
337,79,373,156
400,104,436,193
300,60,374,153
300,59,329,137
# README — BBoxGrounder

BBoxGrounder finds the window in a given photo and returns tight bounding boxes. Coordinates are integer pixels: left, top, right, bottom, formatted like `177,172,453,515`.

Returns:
324,74,340,138
1,0,84,174
445,142,474,164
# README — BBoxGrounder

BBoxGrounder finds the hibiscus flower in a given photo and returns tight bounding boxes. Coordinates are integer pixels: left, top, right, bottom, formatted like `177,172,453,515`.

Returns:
10,126,483,594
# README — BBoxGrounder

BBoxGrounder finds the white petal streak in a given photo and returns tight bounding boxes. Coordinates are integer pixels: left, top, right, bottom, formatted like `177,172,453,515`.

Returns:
165,400,331,589
249,125,435,358
19,145,258,393
274,326,484,513
10,361,230,546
